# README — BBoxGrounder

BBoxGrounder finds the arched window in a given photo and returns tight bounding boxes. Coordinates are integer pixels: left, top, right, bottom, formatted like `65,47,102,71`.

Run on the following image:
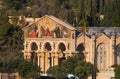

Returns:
76,43,85,60
44,42,51,51
116,44,120,65
58,43,66,52
97,43,106,71
58,43,66,66
31,42,38,51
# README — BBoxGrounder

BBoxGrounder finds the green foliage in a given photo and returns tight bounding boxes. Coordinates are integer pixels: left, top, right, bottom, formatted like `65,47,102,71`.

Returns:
0,53,23,73
62,56,80,73
115,65,120,79
0,15,9,24
47,66,68,79
103,0,120,27
78,19,89,33
1,0,27,10
74,61,95,78
17,60,41,79
47,55,97,79
1,0,120,26
0,23,23,53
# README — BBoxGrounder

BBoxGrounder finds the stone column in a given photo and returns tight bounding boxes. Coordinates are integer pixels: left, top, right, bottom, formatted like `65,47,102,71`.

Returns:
52,56,55,66
38,55,40,67
38,25,41,38
24,41,26,51
52,52,55,66
111,35,115,66
40,52,45,73
54,53,59,66
65,43,68,52
0,73,1,79
45,52,49,73
91,35,96,64
27,53,31,59
24,55,27,59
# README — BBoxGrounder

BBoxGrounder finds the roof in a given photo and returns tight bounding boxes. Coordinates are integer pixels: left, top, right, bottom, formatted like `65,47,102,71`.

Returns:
23,15,76,30
47,15,76,30
87,27,120,36
77,27,120,38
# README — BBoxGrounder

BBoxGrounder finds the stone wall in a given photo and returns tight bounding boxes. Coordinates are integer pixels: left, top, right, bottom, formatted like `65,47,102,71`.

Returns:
0,73,21,79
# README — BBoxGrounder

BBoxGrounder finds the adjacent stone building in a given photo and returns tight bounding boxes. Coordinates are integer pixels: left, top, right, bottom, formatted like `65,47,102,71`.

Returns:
22,15,120,79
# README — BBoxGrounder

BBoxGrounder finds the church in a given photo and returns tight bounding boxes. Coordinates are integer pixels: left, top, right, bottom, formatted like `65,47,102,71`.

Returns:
22,15,120,79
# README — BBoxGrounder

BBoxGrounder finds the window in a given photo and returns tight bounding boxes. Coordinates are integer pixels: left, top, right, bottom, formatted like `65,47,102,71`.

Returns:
31,42,38,51
97,43,106,70
44,42,51,51
72,33,74,39
59,43,66,52
116,44,120,65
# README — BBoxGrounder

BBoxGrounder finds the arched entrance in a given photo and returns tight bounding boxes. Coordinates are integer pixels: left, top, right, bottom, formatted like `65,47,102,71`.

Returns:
31,42,38,64
96,43,106,71
76,43,85,60
59,43,66,52
44,42,52,51
116,44,120,65
58,43,66,66
31,42,38,50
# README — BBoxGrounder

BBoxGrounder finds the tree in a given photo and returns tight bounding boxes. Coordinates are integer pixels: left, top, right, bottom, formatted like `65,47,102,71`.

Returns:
77,19,89,60
0,23,23,53
47,66,68,79
78,19,89,33
47,55,97,79
17,60,41,79
1,0,27,10
0,52,23,73
62,55,80,74
115,65,120,79
74,61,96,79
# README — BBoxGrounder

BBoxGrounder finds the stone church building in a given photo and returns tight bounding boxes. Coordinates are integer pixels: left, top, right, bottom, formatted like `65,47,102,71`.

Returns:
22,15,120,79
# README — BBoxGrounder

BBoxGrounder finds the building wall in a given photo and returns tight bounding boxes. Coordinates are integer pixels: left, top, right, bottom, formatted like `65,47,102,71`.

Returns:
23,15,77,73
23,16,120,78
76,33,119,71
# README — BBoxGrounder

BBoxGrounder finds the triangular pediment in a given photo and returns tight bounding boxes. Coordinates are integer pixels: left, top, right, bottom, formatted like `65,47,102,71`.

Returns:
96,33,110,42
37,15,76,30
23,15,76,30
23,15,76,38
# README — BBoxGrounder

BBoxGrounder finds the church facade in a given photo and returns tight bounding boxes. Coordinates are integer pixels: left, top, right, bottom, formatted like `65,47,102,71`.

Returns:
22,15,120,79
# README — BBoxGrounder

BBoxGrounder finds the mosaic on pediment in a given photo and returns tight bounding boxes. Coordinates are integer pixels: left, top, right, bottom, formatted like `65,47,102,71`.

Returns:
25,17,71,38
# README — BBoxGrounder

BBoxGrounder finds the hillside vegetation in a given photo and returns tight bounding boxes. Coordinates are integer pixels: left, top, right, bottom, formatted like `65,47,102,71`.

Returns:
0,0,119,75
0,0,120,27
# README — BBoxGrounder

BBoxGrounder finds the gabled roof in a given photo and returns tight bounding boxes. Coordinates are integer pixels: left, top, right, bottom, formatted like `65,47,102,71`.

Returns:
96,32,111,40
77,32,91,39
23,15,76,30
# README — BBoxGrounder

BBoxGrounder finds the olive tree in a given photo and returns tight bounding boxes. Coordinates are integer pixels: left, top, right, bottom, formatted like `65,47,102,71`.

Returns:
17,60,41,79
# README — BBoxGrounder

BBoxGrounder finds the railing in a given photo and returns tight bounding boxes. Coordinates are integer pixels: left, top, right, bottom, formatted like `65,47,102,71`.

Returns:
25,37,70,42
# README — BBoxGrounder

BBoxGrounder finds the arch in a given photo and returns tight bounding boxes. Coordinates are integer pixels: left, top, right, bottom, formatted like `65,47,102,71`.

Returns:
116,44,120,65
116,44,120,54
96,43,106,71
44,42,52,51
58,43,66,52
57,42,66,66
76,43,85,60
31,42,38,51
56,41,67,51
